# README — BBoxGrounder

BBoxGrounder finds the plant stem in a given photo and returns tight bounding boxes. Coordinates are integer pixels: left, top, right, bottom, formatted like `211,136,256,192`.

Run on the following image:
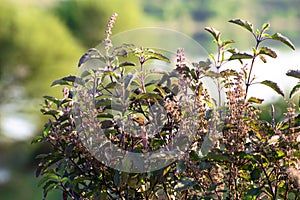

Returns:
245,42,260,99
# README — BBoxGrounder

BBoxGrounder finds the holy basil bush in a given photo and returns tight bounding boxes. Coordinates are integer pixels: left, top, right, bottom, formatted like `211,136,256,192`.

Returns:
32,15,300,200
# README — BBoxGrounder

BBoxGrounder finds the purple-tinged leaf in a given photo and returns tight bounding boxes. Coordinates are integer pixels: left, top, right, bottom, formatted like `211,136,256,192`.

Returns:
270,33,295,50
286,70,300,79
258,47,277,58
229,18,253,33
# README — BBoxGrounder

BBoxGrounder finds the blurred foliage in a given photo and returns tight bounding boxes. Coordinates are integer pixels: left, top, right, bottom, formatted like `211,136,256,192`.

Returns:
52,0,145,47
142,0,300,51
0,2,82,99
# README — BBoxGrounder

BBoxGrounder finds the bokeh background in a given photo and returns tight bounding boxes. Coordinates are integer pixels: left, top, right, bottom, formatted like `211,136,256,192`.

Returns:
0,0,299,199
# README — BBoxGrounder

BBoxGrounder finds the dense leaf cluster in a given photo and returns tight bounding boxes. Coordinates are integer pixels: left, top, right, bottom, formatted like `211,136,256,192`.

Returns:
33,17,300,200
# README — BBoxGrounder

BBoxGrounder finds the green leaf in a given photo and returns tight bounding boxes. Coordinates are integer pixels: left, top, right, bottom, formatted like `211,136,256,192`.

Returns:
31,136,43,144
51,75,82,87
198,161,212,171
250,168,261,180
227,48,238,54
245,188,263,198
100,120,114,129
42,110,63,116
43,180,59,196
43,124,51,137
248,97,264,104
136,93,162,100
258,47,277,58
204,27,221,41
146,50,170,63
286,70,300,79
220,69,239,77
189,150,200,161
105,82,117,89
43,96,61,106
270,33,295,50
176,160,187,173
229,53,253,60
174,177,197,191
289,82,300,98
259,55,267,63
97,113,114,119
206,152,231,162
261,80,284,97
261,23,270,33
275,150,285,158
229,18,253,33
119,61,136,67
205,70,220,78
123,73,134,89
222,39,234,47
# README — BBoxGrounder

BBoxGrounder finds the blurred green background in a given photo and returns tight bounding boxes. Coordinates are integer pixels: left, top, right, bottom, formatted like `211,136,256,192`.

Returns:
0,0,299,199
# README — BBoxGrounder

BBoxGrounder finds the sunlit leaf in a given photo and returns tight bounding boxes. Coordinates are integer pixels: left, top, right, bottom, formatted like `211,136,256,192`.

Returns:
248,97,264,104
205,70,220,78
31,136,43,144
227,48,239,54
220,69,239,77
258,47,277,58
136,93,162,100
270,33,295,50
229,18,253,33
229,53,253,60
204,27,221,41
43,124,51,137
275,150,285,158
174,177,197,191
105,82,117,89
261,23,270,33
259,55,267,63
147,51,170,63
261,80,284,97
286,70,300,79
222,39,235,47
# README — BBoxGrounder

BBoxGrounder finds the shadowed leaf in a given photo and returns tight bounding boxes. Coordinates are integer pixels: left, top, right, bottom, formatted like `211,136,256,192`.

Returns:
261,80,284,96
51,75,83,87
119,61,136,67
286,70,300,79
229,18,253,33
289,82,300,98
